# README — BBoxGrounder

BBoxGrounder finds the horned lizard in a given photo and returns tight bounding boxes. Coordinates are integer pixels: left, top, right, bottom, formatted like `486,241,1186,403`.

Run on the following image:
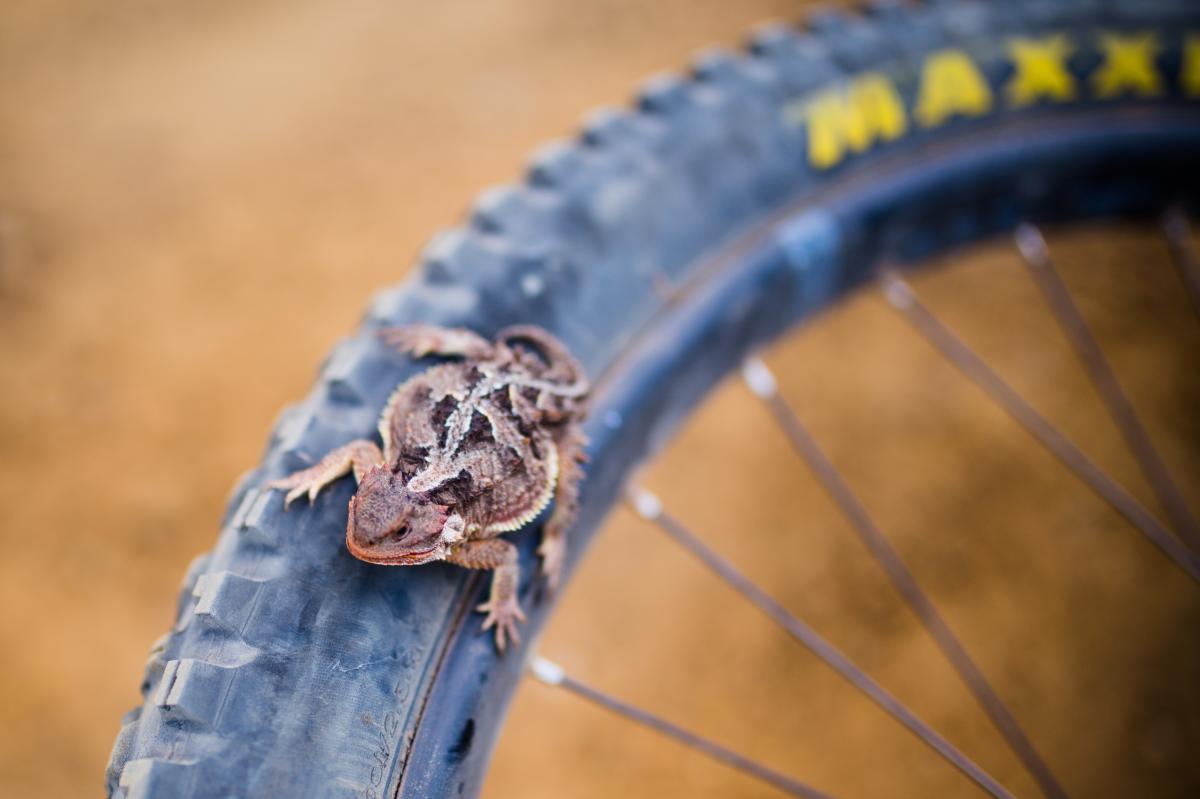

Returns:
269,324,589,651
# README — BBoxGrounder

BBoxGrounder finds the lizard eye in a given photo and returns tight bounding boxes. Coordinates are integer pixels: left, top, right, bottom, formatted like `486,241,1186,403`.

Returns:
393,525,409,539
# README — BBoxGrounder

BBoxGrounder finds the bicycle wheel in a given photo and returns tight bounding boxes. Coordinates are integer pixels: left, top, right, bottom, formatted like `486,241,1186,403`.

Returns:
106,1,1200,796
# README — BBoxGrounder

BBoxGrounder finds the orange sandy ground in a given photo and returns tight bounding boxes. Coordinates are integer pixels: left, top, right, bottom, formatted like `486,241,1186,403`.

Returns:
1,2,1197,797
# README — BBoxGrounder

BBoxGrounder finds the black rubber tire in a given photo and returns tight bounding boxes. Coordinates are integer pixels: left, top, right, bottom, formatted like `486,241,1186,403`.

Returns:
106,2,1200,797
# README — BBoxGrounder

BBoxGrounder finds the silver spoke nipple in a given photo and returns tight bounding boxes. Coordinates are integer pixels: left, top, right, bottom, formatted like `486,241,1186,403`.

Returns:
881,272,915,310
741,357,778,399
1014,223,1048,264
529,655,566,686
629,486,663,521
1163,205,1187,237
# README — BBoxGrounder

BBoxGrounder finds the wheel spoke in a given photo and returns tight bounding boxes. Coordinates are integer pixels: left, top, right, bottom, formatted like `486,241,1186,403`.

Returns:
1162,206,1200,318
527,657,837,799
1015,224,1200,550
628,488,1017,799
742,358,1068,799
881,272,1200,582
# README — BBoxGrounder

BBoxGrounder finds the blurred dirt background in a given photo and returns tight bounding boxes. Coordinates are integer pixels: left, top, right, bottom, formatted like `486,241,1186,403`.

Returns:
1,1,1197,797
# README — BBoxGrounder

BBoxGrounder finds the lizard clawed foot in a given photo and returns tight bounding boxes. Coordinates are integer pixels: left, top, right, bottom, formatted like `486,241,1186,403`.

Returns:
266,440,384,509
538,532,566,591
379,325,494,360
267,467,333,509
477,595,526,652
379,326,441,357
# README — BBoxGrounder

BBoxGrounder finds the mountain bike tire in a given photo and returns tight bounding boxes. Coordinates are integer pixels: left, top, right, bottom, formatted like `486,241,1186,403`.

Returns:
106,1,1200,796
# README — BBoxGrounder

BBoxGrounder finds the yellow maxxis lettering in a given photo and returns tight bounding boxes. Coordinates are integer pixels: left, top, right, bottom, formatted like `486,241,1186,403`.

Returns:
1185,35,1200,97
914,49,993,127
785,29,1188,170
1006,35,1076,105
799,73,907,169
1093,32,1162,97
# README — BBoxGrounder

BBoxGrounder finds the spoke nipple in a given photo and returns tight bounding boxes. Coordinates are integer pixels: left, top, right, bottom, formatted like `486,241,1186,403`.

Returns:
1162,205,1188,237
628,486,663,521
881,273,915,310
741,357,778,399
529,655,566,686
1014,223,1048,265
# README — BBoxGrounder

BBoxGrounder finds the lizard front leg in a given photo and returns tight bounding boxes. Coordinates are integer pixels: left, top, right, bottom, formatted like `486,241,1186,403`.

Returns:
538,426,588,590
268,440,384,507
446,538,525,652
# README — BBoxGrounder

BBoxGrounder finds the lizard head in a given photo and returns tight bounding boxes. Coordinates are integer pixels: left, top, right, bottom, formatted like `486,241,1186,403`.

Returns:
345,466,465,565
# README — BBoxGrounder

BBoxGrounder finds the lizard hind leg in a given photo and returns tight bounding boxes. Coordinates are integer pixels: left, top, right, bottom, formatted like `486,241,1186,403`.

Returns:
538,426,588,591
379,324,496,360
268,439,384,508
496,324,589,398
